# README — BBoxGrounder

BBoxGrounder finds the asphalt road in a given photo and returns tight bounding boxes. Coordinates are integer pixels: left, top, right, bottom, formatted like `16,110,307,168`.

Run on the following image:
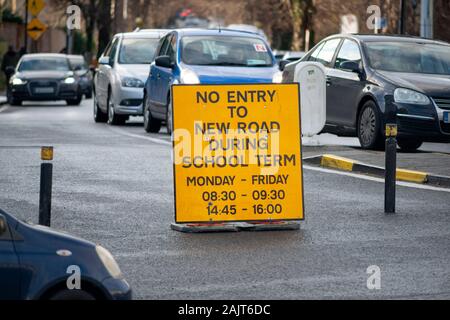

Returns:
0,99,449,299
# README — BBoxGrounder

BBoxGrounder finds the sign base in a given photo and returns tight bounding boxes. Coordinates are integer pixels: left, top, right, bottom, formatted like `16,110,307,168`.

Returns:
171,221,300,233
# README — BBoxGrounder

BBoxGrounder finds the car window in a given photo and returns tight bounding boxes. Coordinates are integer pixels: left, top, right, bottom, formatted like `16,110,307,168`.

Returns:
308,42,325,62
181,35,273,67
69,58,88,71
103,38,115,57
335,39,362,69
118,38,160,64
366,42,450,75
18,57,70,71
158,35,171,57
109,39,119,63
166,35,177,63
315,38,341,67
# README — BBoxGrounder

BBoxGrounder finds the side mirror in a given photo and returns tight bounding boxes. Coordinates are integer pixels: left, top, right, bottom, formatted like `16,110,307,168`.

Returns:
278,59,290,72
155,56,173,69
0,215,8,236
5,66,15,77
98,56,110,66
340,61,362,74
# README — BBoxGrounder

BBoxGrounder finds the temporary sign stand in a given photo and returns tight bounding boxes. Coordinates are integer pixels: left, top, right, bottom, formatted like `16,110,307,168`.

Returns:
170,84,304,233
293,62,326,140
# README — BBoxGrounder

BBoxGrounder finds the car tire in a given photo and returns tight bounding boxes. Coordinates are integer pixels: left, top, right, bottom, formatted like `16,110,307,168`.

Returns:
107,90,126,125
397,138,423,152
166,93,173,135
93,94,107,123
66,95,82,106
357,101,384,150
9,98,22,106
49,289,96,300
143,93,161,133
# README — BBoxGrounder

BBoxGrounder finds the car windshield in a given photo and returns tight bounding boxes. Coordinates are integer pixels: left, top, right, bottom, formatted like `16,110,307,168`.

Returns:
181,36,273,67
366,42,450,75
119,38,160,64
18,57,70,72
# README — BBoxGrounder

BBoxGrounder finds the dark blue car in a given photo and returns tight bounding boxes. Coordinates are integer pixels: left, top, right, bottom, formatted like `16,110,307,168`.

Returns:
0,209,131,300
143,29,281,134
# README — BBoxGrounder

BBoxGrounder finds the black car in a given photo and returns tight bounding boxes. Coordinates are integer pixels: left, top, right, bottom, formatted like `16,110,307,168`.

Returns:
7,53,83,106
0,209,132,300
67,54,93,99
282,34,450,150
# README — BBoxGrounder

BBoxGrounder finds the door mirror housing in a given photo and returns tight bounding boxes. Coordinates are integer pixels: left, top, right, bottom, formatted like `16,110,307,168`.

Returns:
0,215,8,236
98,56,110,66
340,61,362,74
5,66,15,77
278,59,290,71
155,56,173,69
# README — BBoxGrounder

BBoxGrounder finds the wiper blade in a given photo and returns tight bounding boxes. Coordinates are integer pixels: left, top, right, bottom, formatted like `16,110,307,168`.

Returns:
197,62,248,66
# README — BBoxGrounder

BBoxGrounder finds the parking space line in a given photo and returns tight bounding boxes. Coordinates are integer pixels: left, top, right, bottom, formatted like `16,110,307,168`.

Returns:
304,165,450,193
107,126,172,146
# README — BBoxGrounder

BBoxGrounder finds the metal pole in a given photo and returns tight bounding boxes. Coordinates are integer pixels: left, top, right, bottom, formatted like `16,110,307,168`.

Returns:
384,96,397,214
399,0,406,34
24,0,29,53
39,147,54,226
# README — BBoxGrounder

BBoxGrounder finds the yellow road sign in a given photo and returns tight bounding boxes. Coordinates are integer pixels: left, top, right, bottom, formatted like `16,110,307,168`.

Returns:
172,84,304,223
27,18,47,41
28,0,46,17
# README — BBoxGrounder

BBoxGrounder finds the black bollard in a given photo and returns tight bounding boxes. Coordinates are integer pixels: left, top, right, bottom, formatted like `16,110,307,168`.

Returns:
39,146,53,226
384,124,397,214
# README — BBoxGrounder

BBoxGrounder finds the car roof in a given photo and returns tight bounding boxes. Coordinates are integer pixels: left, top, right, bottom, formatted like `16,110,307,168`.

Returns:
325,33,450,46
66,54,85,60
116,29,170,39
173,28,266,39
21,53,68,59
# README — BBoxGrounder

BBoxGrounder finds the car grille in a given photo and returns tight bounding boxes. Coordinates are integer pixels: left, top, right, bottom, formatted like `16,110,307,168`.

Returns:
433,98,450,110
29,80,59,96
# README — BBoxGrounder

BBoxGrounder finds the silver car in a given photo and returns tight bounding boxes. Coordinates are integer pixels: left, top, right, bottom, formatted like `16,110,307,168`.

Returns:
93,29,168,125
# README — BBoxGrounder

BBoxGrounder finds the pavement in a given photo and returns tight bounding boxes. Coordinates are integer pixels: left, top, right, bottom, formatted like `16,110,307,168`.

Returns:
0,95,6,106
0,99,449,299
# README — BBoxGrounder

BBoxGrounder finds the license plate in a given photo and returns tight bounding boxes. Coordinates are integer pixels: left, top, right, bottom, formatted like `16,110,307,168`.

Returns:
34,87,54,94
444,111,450,123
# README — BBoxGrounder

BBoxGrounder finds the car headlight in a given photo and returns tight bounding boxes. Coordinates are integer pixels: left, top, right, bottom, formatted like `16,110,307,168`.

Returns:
272,71,283,83
11,78,26,85
394,88,430,105
96,245,122,279
64,77,76,84
180,68,200,84
121,77,144,88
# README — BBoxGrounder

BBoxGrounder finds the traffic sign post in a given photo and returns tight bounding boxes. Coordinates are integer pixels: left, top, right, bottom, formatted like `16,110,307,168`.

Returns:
171,84,304,232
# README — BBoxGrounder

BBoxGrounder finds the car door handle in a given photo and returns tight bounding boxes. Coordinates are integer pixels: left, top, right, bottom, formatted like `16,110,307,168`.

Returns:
157,73,161,80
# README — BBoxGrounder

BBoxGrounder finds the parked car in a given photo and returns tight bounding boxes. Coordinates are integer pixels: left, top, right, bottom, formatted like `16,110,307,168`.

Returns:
93,29,169,125
143,29,280,134
67,54,93,99
282,34,450,150
7,53,82,106
282,51,305,62
0,208,131,300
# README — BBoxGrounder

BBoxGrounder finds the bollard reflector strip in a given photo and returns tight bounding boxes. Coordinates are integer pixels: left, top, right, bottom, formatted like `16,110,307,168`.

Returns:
41,146,53,161
385,124,398,137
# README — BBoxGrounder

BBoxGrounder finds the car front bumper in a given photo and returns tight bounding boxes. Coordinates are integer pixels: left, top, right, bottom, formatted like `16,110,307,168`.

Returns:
102,277,132,300
395,100,450,142
10,82,80,101
113,86,144,116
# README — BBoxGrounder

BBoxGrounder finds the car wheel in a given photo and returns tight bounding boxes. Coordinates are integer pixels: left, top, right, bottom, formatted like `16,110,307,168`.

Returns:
143,93,161,133
166,94,173,135
397,138,423,152
49,289,96,300
66,95,82,106
357,101,384,150
107,90,126,125
93,94,107,123
9,98,22,106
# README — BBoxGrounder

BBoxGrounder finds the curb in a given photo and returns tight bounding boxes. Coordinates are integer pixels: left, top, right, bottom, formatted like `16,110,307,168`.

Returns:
303,154,450,188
